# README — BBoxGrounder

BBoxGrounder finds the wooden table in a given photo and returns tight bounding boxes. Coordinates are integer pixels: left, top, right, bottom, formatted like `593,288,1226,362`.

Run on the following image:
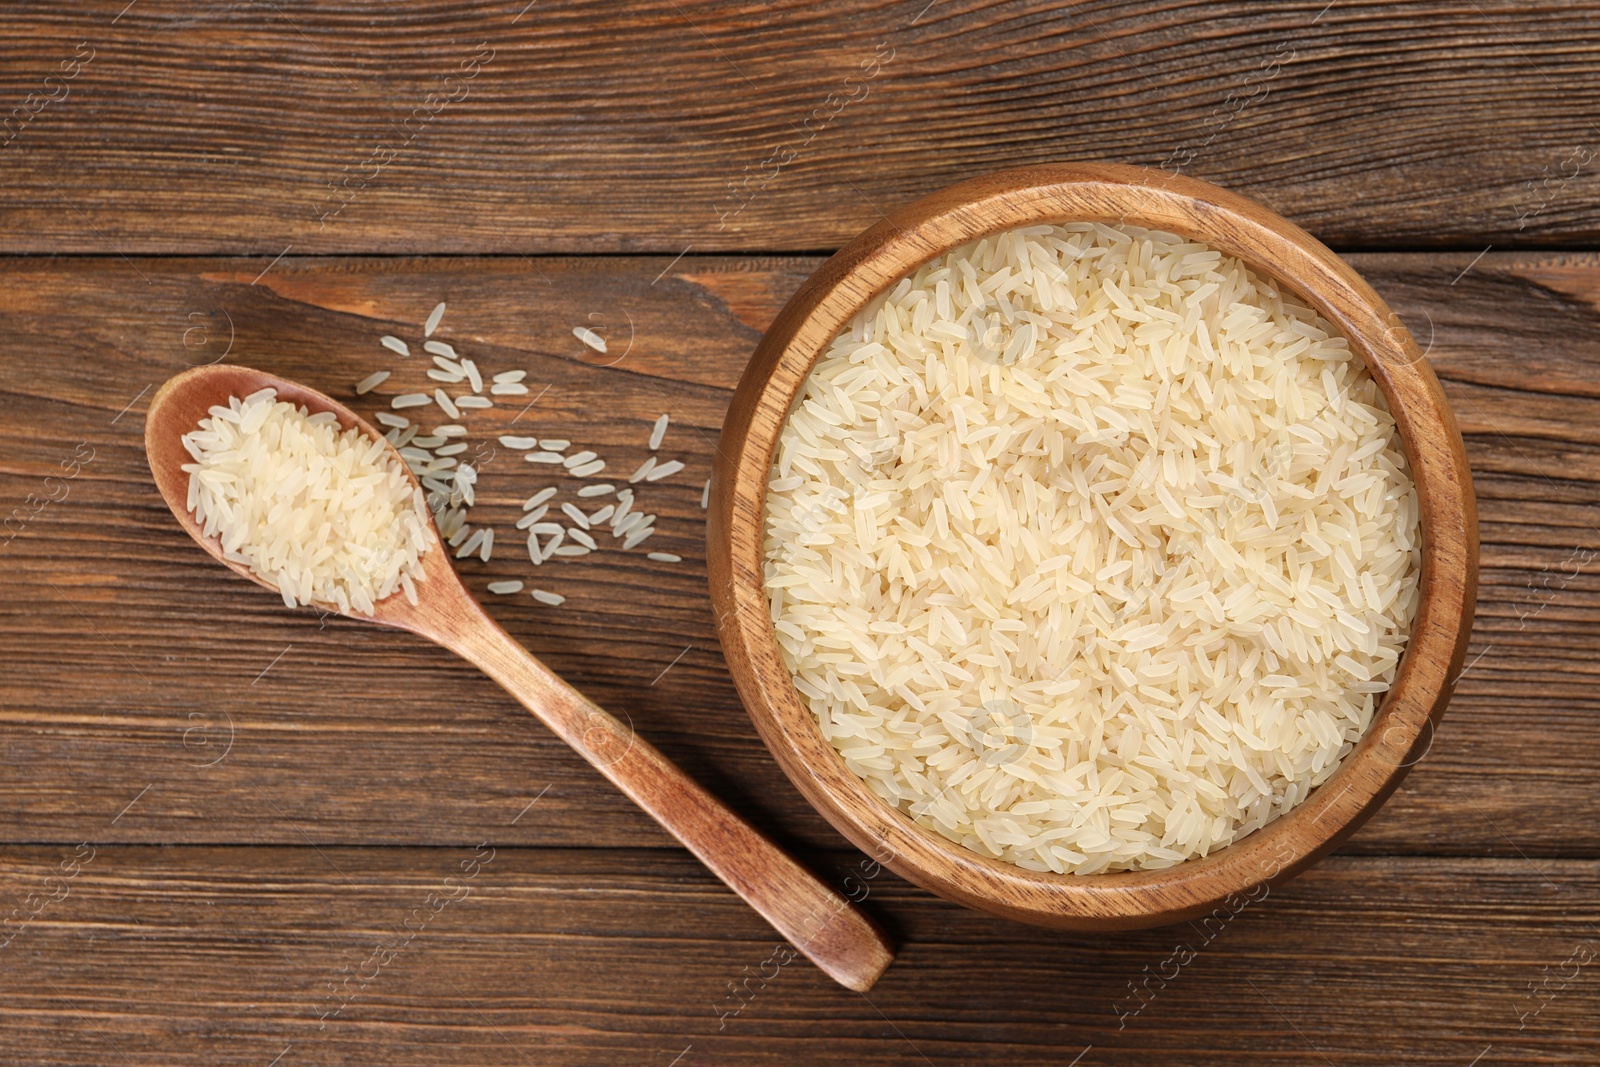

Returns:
2,2,1597,1063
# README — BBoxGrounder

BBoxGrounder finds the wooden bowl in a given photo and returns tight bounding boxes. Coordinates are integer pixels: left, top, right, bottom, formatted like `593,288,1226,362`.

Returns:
707,163,1478,930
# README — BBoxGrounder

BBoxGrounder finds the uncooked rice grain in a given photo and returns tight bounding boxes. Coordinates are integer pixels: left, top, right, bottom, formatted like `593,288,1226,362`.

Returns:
381,335,410,357
645,459,683,482
524,487,559,509
488,580,524,595
424,302,446,337
649,414,669,450
455,528,487,560
762,221,1422,877
391,394,431,409
531,589,566,605
570,459,606,478
573,326,607,353
577,483,614,497
181,389,430,614
356,370,391,395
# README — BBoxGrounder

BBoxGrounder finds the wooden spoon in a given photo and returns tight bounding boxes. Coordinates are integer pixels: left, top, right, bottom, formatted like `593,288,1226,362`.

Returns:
144,363,893,992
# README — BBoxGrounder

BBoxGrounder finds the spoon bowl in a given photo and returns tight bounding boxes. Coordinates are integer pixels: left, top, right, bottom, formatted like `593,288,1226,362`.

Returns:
146,363,894,991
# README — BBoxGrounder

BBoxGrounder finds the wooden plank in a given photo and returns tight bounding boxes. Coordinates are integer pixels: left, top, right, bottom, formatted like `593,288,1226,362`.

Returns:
4,2,1600,253
1,253,1598,857
0,846,1594,1065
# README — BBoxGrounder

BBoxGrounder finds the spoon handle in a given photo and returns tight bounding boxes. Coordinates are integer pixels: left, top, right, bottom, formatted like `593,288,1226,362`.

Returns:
444,615,894,992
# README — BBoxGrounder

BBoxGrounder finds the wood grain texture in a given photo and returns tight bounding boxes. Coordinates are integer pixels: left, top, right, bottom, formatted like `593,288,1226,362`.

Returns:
709,162,1477,930
5,1,1600,254
0,251,1593,863
0,846,1595,1065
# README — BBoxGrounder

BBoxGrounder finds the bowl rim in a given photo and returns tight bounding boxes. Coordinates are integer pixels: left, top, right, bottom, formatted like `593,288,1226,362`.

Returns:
707,162,1478,929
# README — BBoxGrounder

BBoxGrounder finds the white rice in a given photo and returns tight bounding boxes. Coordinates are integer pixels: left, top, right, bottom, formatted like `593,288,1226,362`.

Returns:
540,439,570,451
574,326,607,353
456,528,487,559
523,487,558,509
463,360,483,394
491,383,530,396
488,580,524,595
570,460,606,478
181,389,431,614
577,483,614,497
434,389,460,419
701,479,711,509
391,394,432,409
456,396,493,410
494,370,527,384
532,589,566,605
762,222,1422,876
628,457,656,484
424,302,446,337
501,436,540,450
648,552,682,563
355,370,391,395
527,451,565,464
645,459,683,482
375,412,409,429
381,335,410,357
424,340,457,359
649,414,669,450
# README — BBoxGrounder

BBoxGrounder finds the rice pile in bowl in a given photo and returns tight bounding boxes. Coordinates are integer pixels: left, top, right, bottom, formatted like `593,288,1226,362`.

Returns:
762,223,1421,876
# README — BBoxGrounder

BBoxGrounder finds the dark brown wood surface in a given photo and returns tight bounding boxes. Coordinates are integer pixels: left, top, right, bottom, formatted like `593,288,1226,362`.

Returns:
4,0,1600,1061
5,1,1600,254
